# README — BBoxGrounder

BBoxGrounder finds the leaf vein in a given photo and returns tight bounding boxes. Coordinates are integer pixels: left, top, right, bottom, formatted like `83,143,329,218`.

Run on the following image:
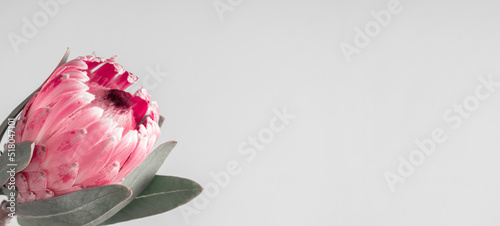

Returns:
134,189,201,200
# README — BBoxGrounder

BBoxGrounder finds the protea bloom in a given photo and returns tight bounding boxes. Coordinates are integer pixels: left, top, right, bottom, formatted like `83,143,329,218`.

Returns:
12,54,161,203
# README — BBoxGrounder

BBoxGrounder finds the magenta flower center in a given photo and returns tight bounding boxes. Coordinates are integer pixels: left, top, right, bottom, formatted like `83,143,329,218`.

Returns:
105,89,132,111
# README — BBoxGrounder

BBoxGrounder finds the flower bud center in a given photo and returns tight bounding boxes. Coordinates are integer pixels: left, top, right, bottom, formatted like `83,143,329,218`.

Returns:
105,89,132,111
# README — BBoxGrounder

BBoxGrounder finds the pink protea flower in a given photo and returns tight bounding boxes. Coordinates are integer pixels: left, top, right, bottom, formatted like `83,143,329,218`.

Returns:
12,54,161,203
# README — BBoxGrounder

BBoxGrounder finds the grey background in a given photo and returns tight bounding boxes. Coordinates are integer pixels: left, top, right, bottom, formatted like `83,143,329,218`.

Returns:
2,0,500,225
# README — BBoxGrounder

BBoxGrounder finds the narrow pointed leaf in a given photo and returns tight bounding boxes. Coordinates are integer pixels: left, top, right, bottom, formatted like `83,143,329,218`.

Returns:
102,175,202,224
17,185,131,226
51,48,71,75
0,142,34,185
158,115,165,128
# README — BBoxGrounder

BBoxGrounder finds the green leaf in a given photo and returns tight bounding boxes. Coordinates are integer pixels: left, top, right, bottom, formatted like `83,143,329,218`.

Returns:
0,142,34,185
52,48,71,75
1,185,9,196
102,175,202,224
158,115,165,128
17,185,131,226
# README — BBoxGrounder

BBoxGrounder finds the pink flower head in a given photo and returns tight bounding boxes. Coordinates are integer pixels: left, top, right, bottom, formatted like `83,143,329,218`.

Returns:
13,55,161,203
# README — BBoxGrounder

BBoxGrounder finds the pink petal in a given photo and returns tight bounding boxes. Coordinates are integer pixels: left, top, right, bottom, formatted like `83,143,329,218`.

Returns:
62,59,88,71
144,119,160,155
59,107,103,134
69,118,114,163
88,62,121,87
48,58,88,83
143,119,158,154
17,191,36,203
59,69,90,82
137,124,147,136
14,117,27,143
40,129,87,169
134,87,151,103
146,134,158,156
21,93,39,119
24,171,47,192
77,55,106,71
22,145,46,172
145,117,161,148
80,161,120,187
45,162,79,191
149,101,160,123
83,118,113,143
131,95,148,125
111,130,138,167
115,135,148,182
33,189,54,200
35,77,89,110
73,136,117,185
15,173,28,192
114,71,138,90
37,92,94,142
21,107,50,142
110,126,124,141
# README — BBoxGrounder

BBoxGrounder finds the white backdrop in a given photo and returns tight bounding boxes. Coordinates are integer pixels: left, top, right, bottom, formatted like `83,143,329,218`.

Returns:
2,0,500,225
